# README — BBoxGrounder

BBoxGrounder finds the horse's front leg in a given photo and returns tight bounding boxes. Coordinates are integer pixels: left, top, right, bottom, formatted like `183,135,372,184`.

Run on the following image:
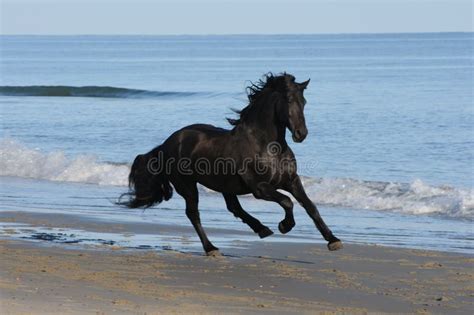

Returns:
287,176,343,251
253,182,295,234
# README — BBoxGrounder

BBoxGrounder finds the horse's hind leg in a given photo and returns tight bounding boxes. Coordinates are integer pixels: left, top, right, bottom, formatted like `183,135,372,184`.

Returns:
287,176,342,251
174,180,220,256
223,193,273,239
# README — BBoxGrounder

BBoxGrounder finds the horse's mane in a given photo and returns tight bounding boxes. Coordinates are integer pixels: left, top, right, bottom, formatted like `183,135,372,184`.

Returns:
227,72,294,126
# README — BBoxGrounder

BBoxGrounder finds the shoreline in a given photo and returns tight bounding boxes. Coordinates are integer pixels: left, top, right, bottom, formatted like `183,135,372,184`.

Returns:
1,211,473,314
0,210,471,255
1,175,473,255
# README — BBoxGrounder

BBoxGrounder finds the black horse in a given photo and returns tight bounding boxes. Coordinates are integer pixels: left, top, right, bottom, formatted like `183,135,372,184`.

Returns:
119,73,342,255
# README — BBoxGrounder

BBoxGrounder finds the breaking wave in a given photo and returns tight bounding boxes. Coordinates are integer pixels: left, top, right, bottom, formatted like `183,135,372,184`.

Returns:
0,139,129,186
0,85,200,98
1,139,472,218
300,177,473,219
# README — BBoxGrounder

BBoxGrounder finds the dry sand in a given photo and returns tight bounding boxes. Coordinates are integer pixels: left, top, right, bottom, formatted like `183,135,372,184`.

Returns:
0,212,473,314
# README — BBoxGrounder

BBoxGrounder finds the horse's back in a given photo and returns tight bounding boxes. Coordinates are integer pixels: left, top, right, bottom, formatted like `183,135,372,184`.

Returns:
178,124,229,134
162,123,230,156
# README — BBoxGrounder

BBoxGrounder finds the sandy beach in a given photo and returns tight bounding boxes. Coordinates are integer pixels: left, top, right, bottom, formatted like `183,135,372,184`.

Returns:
0,212,472,314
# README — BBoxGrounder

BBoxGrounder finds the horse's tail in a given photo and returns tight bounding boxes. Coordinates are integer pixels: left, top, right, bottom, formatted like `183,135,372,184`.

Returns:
118,145,173,208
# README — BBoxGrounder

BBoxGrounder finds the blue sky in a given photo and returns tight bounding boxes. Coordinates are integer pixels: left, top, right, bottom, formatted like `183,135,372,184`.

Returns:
1,0,472,35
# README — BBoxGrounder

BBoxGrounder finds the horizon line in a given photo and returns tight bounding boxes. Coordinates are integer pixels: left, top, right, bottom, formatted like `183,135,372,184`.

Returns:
0,31,472,37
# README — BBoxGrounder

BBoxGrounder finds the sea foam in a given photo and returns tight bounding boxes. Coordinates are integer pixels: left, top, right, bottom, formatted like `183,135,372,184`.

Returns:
1,139,472,218
0,138,129,186
301,177,473,219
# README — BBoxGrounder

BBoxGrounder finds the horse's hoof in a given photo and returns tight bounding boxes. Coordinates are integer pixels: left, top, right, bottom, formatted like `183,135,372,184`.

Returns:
206,249,222,257
278,221,294,234
328,240,343,251
258,227,274,239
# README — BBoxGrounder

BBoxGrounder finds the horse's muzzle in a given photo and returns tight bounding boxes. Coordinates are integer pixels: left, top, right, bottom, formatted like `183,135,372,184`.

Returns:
292,128,307,143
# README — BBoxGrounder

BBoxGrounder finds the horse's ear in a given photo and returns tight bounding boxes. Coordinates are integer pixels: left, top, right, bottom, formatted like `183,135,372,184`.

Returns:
299,79,310,90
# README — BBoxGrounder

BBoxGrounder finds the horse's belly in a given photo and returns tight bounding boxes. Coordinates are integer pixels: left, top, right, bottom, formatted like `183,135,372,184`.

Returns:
197,175,251,195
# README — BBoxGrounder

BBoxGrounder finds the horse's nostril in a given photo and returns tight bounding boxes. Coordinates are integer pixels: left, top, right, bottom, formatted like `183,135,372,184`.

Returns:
295,130,301,138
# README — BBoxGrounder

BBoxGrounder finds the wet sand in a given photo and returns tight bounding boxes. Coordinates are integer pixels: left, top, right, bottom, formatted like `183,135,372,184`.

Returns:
0,212,473,314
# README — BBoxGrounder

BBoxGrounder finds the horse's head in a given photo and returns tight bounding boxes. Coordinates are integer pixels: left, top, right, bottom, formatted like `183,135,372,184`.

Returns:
228,73,310,143
281,75,310,143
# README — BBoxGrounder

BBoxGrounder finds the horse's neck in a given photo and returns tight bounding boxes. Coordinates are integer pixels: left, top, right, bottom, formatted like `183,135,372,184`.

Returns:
235,105,287,146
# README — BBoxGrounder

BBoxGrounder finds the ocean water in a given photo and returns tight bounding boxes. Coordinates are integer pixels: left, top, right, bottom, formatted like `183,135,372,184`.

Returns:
0,33,473,253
